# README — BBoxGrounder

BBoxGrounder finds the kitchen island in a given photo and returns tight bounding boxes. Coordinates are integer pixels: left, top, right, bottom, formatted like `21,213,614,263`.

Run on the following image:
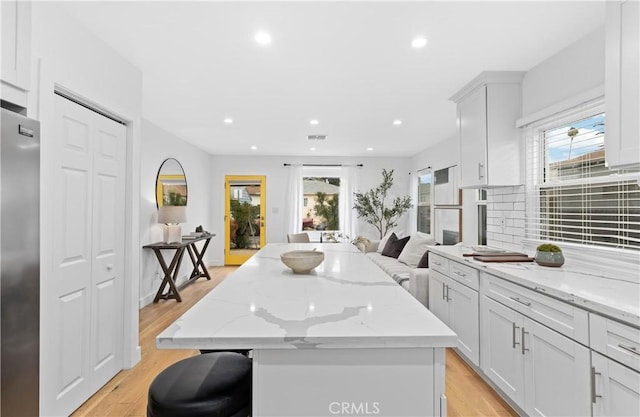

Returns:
157,243,456,417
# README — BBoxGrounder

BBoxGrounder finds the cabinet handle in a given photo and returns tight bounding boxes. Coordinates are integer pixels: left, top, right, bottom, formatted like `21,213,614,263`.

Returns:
445,285,451,302
618,344,640,355
478,162,485,179
512,322,520,349
453,270,467,278
521,327,529,355
510,296,532,307
591,367,602,403
433,260,442,267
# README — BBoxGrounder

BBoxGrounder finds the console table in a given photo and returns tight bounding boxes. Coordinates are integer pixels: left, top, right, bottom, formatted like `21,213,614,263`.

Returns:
143,234,214,302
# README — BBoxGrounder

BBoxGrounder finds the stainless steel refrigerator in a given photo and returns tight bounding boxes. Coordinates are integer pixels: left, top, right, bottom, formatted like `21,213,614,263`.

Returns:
1,107,40,417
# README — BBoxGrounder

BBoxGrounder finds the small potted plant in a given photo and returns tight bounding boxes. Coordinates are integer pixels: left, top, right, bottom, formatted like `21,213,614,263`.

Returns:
534,243,565,267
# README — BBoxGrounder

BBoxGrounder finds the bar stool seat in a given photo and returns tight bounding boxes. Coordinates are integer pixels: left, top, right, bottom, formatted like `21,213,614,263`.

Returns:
147,352,251,417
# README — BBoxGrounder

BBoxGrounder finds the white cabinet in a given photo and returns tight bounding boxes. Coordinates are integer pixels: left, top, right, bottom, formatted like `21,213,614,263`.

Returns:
592,351,640,417
480,296,591,416
1,0,31,107
428,267,480,366
605,0,640,169
450,71,524,188
590,312,640,417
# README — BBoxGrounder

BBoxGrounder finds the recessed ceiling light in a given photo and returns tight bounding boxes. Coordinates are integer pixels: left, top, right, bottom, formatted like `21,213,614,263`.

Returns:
367,147,373,151
251,146,257,150
310,119,319,125
224,118,233,124
255,32,272,45
393,120,403,125
411,37,428,48
310,147,316,151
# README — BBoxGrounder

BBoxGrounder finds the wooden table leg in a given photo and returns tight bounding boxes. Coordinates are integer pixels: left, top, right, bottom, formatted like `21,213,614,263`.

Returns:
153,247,186,302
187,238,212,280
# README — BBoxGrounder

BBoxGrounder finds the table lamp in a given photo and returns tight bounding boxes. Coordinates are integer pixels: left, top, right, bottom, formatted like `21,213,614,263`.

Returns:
158,205,187,243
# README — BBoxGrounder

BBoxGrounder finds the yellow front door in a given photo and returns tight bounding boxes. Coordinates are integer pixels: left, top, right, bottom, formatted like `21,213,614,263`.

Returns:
224,175,266,265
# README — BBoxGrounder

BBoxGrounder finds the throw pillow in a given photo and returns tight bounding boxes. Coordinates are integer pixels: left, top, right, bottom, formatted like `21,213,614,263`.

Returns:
417,251,430,268
382,235,410,258
376,231,395,253
397,232,436,267
380,233,397,256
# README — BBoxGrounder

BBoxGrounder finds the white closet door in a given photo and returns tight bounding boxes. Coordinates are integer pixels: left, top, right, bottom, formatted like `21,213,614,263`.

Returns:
42,95,126,416
89,108,126,394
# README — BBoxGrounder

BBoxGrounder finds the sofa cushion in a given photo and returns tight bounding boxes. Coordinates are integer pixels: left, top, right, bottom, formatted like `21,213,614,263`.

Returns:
382,235,410,258
397,232,436,267
376,231,394,253
417,251,430,268
365,253,411,284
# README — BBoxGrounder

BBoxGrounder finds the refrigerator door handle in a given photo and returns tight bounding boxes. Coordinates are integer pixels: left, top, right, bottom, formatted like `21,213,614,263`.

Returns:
19,125,35,137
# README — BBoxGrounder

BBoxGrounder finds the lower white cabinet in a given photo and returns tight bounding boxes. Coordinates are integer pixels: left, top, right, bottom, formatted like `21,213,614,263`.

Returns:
481,297,591,416
592,351,640,417
428,270,479,366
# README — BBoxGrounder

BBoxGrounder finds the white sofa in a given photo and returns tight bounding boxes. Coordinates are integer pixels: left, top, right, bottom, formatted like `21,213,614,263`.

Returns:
356,239,430,306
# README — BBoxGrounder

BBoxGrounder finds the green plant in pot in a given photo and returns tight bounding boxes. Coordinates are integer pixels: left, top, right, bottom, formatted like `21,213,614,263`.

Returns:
534,243,565,267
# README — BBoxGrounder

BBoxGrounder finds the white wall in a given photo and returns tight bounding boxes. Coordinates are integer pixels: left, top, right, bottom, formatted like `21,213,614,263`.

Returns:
29,2,143,371
139,119,214,306
208,155,412,264
521,27,605,118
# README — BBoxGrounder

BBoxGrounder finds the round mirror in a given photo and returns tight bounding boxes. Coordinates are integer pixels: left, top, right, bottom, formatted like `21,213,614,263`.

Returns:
156,158,187,207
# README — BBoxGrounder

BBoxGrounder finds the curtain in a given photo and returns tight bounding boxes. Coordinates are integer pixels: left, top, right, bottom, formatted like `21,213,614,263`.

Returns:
285,165,303,237
339,166,359,240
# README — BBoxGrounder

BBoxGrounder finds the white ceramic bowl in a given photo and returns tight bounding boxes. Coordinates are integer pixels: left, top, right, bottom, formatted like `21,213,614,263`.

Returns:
280,250,324,274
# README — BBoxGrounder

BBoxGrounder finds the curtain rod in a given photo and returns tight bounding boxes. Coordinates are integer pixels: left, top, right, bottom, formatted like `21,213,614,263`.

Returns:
283,163,363,167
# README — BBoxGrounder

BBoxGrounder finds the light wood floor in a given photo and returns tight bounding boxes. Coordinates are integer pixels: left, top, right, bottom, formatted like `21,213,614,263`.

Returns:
72,266,517,417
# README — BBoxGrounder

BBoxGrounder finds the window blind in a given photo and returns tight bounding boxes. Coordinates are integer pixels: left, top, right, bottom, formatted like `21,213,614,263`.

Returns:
524,98,640,251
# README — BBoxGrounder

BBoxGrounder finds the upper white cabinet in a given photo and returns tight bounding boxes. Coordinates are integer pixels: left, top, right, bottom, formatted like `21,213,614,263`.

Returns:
450,71,524,188
1,0,32,107
605,0,640,169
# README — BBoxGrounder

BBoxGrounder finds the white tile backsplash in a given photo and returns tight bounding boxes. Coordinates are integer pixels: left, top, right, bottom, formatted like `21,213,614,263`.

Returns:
487,185,526,251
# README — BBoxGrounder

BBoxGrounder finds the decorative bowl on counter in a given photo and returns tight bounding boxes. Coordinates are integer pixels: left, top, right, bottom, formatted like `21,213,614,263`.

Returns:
534,243,565,267
280,250,324,274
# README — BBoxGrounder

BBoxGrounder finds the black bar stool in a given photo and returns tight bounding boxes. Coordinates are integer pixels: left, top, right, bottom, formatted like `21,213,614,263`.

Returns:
147,352,251,417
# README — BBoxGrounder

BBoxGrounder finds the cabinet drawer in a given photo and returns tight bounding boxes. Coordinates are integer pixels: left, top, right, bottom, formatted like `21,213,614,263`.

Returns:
591,314,640,372
481,272,589,345
449,261,479,291
429,253,449,275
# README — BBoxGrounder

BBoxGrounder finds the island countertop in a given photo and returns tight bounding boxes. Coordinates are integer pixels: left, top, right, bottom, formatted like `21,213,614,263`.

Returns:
428,245,640,328
157,243,456,350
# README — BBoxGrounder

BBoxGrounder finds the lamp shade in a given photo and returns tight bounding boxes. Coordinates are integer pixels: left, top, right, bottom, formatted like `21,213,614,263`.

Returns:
158,205,186,224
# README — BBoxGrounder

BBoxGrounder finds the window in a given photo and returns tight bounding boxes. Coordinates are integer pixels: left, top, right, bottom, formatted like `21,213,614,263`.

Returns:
302,177,340,231
527,102,640,250
417,169,431,234
477,189,487,245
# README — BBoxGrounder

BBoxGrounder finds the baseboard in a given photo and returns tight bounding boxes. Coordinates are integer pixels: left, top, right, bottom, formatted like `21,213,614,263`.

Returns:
139,292,156,308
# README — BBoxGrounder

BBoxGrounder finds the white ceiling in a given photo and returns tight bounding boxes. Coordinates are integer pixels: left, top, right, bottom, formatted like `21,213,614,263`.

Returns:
58,1,605,157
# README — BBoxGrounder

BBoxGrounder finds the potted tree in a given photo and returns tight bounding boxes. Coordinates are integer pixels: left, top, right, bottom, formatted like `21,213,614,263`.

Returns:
352,169,412,239
534,243,565,267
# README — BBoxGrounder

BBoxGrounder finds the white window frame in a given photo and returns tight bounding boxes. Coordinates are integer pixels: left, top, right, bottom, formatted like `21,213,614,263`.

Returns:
525,98,640,254
416,168,432,235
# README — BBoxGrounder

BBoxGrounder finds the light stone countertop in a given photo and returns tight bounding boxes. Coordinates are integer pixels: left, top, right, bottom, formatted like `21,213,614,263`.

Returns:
428,245,640,328
157,243,457,350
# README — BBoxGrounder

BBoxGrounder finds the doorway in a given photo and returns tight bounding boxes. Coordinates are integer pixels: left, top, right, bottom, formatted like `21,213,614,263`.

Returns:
225,175,266,265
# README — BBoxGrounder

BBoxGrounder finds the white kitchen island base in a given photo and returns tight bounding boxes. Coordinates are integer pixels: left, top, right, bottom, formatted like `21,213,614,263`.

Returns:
252,347,446,417
158,243,455,417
